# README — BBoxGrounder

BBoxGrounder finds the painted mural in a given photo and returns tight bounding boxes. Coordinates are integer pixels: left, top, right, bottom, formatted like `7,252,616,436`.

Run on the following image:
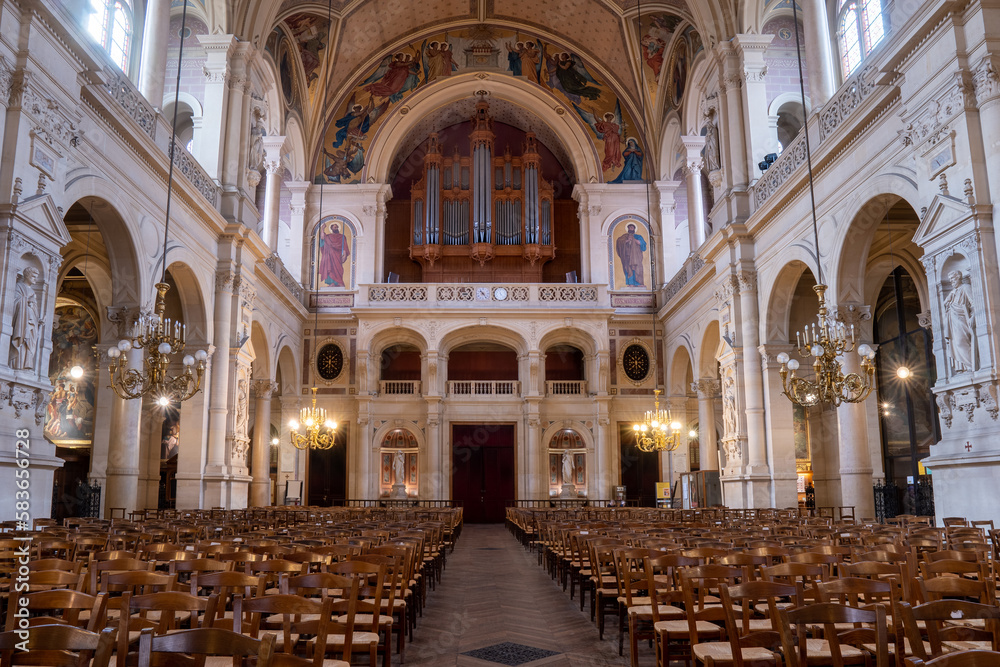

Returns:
45,304,98,446
609,215,652,291
636,13,684,97
315,26,647,185
313,215,356,291
284,13,330,98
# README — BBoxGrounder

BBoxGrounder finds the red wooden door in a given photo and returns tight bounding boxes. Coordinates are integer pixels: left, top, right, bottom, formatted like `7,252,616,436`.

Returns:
452,424,515,523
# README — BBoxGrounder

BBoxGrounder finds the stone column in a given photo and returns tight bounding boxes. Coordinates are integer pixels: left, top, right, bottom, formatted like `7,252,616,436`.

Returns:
138,0,170,106
524,402,541,498
733,34,776,178
261,136,286,254
801,0,837,108
737,270,770,505
654,180,683,273
174,348,212,510
716,41,750,194
250,380,277,506
759,343,798,508
681,136,707,252
285,181,311,282
694,379,720,470
973,56,1000,222
104,348,144,516
572,184,604,283
204,270,235,506
835,305,875,520
425,399,442,498
141,406,164,510
194,35,237,180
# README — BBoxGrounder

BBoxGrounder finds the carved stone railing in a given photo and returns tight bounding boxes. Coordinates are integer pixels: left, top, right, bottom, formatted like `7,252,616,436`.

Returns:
361,283,605,307
818,64,878,141
753,63,879,208
169,138,219,207
264,254,304,300
546,380,587,396
379,380,421,395
102,67,156,139
662,254,707,305
447,380,521,396
752,129,809,208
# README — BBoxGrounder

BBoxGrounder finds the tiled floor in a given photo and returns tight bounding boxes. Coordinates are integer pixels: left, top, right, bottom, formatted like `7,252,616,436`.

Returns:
405,524,644,667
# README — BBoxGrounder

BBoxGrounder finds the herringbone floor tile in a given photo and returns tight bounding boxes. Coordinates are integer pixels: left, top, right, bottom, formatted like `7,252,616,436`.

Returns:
405,525,653,667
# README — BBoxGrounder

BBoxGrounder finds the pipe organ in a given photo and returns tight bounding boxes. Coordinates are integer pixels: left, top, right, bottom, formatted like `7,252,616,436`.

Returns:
410,100,556,280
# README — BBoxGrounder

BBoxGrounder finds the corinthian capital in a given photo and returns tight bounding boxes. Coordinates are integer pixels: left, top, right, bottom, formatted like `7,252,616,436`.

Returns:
692,378,720,398
252,380,278,400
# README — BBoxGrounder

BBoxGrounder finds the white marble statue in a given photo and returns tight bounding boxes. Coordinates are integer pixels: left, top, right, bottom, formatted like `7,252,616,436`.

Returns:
943,269,975,372
10,267,41,370
723,375,736,437
562,450,574,484
393,449,405,484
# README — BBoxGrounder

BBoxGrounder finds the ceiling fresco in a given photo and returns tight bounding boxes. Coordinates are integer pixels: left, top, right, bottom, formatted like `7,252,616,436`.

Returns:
310,26,648,186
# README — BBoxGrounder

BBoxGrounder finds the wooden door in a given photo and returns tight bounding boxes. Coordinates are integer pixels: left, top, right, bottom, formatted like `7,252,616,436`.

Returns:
307,431,347,506
619,423,659,507
452,424,515,523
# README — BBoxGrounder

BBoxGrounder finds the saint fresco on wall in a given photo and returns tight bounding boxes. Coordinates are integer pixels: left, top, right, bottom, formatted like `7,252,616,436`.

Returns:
284,13,329,96
636,13,684,96
313,216,355,290
610,216,652,291
315,27,649,185
45,304,98,446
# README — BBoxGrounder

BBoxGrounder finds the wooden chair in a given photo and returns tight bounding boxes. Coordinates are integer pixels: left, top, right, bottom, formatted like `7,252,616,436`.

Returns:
897,599,1000,662
0,625,116,667
4,590,108,632
778,601,890,667
135,626,276,667
116,590,218,665
904,650,1000,666
243,594,334,667
690,582,789,666
327,561,385,667
25,570,86,592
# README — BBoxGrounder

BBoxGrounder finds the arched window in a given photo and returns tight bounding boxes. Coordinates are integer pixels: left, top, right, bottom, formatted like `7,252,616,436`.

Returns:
837,0,886,77
87,0,133,72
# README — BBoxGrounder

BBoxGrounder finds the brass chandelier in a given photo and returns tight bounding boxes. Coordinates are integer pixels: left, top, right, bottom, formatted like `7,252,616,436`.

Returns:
775,285,876,407
289,388,338,450
107,0,205,404
288,0,341,451
773,0,876,408
633,389,683,452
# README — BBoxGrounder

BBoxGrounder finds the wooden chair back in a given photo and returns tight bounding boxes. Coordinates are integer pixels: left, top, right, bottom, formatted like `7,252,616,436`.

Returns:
778,601,890,667
135,626,275,667
897,599,1000,662
0,625,115,667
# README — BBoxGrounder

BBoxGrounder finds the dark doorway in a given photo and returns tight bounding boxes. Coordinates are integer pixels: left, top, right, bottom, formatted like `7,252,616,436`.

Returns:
452,424,515,523
619,423,659,507
51,449,91,522
307,430,348,506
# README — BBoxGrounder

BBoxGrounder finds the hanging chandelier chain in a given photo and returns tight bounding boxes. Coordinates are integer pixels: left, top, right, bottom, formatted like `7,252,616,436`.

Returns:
791,0,823,286
161,0,190,284
288,0,341,450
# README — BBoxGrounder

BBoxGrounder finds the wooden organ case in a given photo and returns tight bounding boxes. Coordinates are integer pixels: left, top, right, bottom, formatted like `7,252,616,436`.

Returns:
409,100,556,281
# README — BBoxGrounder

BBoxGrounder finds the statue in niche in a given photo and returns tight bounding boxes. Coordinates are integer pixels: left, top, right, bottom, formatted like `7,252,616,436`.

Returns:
562,450,574,484
943,269,975,372
10,267,41,370
248,109,266,171
703,115,721,173
393,449,406,484
722,374,736,437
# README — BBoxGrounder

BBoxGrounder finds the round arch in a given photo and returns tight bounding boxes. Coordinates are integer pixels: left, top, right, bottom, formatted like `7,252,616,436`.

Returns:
275,344,298,396
364,326,429,359
437,325,529,358
362,73,603,186
537,327,599,358
165,260,210,347
250,321,270,380
699,318,721,378
828,178,921,306
668,344,695,395
761,253,818,344
59,191,145,313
